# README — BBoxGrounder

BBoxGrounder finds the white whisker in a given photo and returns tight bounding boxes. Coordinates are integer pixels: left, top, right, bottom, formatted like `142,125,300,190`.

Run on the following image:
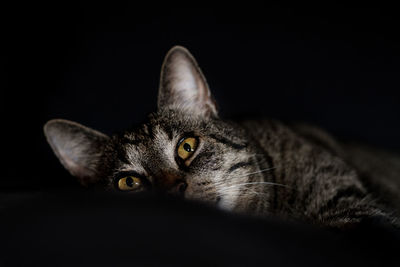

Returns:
229,166,277,179
224,181,290,189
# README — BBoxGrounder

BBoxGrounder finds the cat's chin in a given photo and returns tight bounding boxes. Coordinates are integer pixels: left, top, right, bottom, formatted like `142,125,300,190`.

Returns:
215,197,237,212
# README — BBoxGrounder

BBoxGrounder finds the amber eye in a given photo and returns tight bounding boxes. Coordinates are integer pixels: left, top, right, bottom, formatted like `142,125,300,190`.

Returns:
117,176,142,191
177,137,198,161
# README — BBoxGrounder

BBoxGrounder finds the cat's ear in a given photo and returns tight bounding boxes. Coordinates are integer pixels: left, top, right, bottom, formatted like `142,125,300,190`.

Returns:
44,119,109,186
158,46,218,118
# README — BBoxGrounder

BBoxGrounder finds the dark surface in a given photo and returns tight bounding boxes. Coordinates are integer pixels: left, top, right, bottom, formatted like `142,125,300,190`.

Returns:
3,4,400,266
1,192,400,266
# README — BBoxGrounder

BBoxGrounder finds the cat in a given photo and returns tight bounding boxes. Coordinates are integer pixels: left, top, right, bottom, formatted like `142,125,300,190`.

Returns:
44,46,400,229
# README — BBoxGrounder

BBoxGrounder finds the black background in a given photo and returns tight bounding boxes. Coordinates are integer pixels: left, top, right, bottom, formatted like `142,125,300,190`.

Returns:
4,4,400,189
3,4,400,266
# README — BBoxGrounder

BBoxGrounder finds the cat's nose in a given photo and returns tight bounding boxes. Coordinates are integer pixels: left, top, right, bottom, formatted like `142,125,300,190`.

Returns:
166,181,188,197
176,181,188,194
155,170,187,196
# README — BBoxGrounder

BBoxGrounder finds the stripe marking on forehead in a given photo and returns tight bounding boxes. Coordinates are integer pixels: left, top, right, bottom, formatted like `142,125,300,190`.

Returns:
120,125,179,171
152,125,179,167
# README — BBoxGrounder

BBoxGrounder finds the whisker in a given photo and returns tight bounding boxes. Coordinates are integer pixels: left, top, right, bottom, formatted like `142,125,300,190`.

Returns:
229,166,277,179
216,188,270,198
213,166,278,188
224,181,290,189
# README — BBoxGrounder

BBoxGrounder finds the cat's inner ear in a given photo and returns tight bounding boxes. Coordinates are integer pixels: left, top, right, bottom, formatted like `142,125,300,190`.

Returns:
158,46,218,118
44,119,109,186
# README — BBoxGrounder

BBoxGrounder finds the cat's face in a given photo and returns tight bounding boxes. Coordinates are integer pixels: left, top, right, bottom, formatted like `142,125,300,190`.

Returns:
44,46,271,213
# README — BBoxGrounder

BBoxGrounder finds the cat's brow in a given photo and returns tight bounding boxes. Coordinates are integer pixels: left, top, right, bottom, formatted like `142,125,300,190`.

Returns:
158,123,175,140
120,136,142,146
228,161,253,173
116,146,131,165
209,134,247,150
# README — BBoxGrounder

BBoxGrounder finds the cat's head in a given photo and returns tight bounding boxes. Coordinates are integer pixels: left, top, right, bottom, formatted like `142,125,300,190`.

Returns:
44,46,271,213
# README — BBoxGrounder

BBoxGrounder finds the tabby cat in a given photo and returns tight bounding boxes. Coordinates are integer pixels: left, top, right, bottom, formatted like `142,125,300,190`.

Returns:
44,46,400,228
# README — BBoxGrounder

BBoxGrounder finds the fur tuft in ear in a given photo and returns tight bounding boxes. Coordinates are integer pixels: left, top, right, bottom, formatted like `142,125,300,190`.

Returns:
158,46,218,118
44,119,109,186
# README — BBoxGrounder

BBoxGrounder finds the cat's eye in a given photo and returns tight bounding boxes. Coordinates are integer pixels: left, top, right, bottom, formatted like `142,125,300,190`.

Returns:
117,176,142,191
177,137,198,161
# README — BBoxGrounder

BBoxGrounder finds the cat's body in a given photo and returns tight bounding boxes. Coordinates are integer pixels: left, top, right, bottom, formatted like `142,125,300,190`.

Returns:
44,46,400,229
242,119,400,227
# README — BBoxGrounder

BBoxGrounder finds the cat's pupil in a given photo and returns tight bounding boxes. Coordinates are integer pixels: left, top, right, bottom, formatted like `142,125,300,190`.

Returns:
126,177,133,187
183,143,192,152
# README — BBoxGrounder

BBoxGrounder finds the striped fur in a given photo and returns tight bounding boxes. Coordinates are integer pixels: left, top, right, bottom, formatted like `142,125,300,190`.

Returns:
44,46,400,228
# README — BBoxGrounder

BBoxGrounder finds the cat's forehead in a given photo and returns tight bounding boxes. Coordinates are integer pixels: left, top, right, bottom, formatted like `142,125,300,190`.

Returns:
125,124,176,163
112,111,208,170
129,110,205,139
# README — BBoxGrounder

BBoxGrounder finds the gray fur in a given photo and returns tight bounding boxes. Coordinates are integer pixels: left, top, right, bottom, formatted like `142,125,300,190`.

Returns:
44,46,400,228
44,119,109,186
